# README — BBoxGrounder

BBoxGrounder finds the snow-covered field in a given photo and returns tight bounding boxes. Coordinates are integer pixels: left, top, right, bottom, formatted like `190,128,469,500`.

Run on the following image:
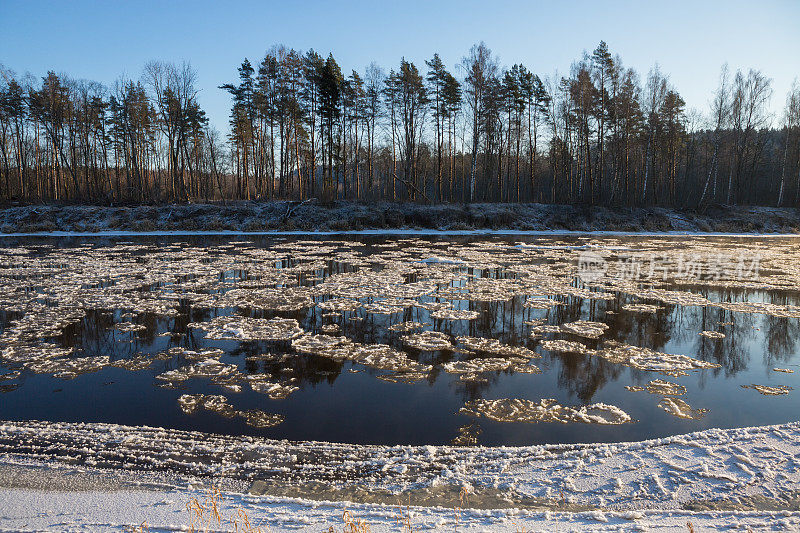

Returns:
1,419,798,531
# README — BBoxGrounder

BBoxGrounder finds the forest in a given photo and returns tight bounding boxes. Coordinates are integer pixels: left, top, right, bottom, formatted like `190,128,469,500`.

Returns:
1,41,799,208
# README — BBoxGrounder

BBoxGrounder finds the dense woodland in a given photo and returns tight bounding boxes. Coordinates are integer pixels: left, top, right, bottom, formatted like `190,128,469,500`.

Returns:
1,42,799,207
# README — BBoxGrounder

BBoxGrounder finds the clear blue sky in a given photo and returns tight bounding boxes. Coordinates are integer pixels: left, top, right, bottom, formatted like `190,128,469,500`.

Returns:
1,0,799,131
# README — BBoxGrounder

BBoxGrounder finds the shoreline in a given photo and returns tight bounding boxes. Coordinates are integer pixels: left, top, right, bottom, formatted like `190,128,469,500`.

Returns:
1,201,798,235
0,418,798,530
1,418,798,507
4,228,800,238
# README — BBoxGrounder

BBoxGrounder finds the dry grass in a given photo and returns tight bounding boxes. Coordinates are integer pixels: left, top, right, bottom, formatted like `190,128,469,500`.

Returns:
455,487,468,532
185,485,266,533
328,509,371,533
510,521,529,533
144,483,418,533
393,495,415,533
326,493,418,533
147,481,678,533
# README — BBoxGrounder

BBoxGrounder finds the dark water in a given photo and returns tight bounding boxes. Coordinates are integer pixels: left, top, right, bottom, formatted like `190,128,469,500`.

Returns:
0,234,797,446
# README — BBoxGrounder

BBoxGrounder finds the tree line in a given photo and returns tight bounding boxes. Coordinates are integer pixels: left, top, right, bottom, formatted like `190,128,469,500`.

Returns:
1,42,799,207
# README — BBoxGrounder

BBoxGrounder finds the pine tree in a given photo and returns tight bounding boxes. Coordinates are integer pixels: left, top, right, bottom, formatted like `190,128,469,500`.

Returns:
318,54,342,200
442,72,461,202
397,59,427,201
426,53,447,201
592,41,613,202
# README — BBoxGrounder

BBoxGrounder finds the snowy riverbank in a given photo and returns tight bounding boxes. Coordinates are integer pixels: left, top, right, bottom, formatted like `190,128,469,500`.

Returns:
1,419,798,531
1,201,798,234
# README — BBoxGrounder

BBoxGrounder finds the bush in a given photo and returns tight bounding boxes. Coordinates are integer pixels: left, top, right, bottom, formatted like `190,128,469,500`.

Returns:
328,219,351,231
203,217,232,230
107,215,125,229
448,221,474,231
489,209,516,228
383,209,404,227
20,220,57,232
642,215,669,232
242,219,267,231
133,220,156,232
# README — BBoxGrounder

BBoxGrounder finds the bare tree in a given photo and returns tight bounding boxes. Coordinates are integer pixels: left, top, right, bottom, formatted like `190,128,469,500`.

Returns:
462,42,498,202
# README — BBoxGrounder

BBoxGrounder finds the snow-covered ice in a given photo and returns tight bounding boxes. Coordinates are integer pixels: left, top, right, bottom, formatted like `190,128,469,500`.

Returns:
0,419,799,531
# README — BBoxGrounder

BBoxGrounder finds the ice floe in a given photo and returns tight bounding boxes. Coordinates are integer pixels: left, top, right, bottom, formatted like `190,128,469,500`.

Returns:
560,320,610,339
657,397,709,419
626,379,687,396
741,384,793,395
401,331,453,351
460,398,632,425
189,316,305,341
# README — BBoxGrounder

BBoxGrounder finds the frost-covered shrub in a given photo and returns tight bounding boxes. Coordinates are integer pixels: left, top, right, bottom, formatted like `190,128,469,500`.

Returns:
106,215,125,228
179,218,198,230
242,219,267,231
383,209,404,227
203,217,232,230
489,209,515,228
327,219,351,231
133,220,156,232
448,221,473,230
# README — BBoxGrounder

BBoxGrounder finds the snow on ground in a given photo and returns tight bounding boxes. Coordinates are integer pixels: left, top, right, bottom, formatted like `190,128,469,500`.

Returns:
1,419,799,531
2,483,799,532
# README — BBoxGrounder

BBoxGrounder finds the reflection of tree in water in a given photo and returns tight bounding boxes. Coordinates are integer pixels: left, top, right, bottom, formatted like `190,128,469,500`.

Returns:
452,370,500,403
541,297,622,403
225,334,344,387
175,301,215,348
403,346,455,368
690,304,733,376
606,288,763,378
60,309,136,360
0,310,24,336
550,296,585,325
699,289,756,377
610,300,676,350
253,352,342,387
763,292,799,367
551,352,623,404
543,292,696,402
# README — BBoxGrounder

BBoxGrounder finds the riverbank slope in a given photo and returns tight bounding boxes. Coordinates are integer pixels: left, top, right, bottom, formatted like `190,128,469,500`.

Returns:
1,202,798,234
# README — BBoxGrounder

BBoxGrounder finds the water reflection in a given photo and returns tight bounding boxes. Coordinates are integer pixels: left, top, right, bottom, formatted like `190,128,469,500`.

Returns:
0,235,797,446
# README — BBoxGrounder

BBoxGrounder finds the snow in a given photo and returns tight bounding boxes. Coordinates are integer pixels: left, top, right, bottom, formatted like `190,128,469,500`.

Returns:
0,466,798,532
2,483,799,532
0,419,799,531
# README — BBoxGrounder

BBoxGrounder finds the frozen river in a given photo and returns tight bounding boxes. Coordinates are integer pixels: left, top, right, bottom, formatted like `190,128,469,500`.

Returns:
0,234,797,446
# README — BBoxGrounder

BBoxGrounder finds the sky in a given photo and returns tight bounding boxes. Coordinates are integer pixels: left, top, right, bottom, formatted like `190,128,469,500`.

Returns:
1,0,799,132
